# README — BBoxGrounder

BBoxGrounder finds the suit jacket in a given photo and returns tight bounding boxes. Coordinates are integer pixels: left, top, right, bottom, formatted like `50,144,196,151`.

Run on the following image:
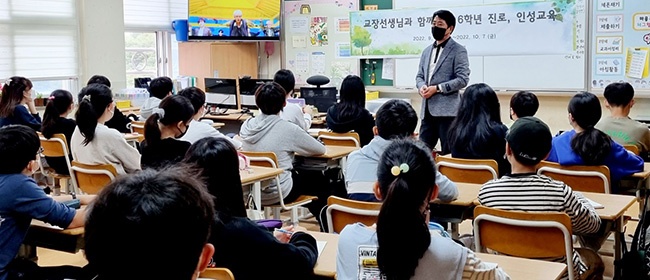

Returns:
415,38,470,117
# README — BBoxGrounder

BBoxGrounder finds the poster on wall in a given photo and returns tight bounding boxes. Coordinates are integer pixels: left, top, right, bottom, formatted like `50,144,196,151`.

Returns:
284,0,359,86
591,0,650,89
349,0,580,58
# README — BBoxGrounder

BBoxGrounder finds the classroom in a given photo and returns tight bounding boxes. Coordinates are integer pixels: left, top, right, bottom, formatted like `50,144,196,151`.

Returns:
2,0,650,279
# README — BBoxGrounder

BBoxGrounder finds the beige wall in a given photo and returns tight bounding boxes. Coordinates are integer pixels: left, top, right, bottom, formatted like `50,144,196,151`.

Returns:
374,87,650,135
79,0,127,90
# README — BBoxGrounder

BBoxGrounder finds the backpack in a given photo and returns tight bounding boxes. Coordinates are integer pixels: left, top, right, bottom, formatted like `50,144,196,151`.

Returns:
615,191,650,279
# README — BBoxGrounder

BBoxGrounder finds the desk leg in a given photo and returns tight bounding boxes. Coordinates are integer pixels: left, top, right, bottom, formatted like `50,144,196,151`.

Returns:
252,182,262,211
451,223,459,239
614,215,624,279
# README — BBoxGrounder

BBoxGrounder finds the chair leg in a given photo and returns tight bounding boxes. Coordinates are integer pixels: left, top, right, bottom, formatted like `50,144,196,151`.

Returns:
264,207,272,219
53,178,62,196
291,208,299,226
273,208,281,220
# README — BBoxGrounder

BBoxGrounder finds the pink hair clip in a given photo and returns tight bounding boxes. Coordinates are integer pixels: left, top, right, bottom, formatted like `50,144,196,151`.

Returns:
48,95,55,100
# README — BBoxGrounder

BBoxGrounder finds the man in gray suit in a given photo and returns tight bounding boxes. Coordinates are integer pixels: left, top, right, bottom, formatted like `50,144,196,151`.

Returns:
416,10,470,154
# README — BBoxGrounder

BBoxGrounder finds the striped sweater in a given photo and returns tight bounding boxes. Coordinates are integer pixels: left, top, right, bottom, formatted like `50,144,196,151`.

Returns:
478,173,601,279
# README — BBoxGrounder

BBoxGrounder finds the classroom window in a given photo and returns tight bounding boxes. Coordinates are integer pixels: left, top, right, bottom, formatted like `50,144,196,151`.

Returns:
31,78,79,97
0,1,79,82
125,32,159,87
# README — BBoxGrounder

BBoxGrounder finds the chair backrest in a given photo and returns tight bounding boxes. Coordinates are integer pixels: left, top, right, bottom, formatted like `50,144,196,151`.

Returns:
623,144,640,155
130,123,145,136
435,156,499,184
70,161,117,194
39,133,69,158
317,131,360,147
326,196,381,233
239,151,279,168
537,161,610,194
199,268,235,280
473,205,576,280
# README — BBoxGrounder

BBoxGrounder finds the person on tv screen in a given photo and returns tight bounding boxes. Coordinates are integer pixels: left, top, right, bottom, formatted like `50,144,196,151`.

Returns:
217,29,224,36
193,18,212,36
263,20,276,37
230,10,250,37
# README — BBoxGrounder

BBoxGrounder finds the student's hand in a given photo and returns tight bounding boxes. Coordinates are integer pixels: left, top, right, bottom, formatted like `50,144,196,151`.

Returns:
302,105,314,117
274,225,295,243
421,86,437,99
78,194,96,206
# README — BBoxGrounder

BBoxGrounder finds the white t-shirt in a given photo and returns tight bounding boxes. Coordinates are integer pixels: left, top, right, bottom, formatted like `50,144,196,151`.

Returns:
179,119,242,148
280,103,311,131
427,45,445,84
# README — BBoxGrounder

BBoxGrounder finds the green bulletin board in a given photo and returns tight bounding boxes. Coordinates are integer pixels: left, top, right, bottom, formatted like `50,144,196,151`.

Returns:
359,0,394,86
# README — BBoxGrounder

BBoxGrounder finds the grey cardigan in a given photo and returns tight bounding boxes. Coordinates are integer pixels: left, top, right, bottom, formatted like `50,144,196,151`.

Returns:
415,38,470,117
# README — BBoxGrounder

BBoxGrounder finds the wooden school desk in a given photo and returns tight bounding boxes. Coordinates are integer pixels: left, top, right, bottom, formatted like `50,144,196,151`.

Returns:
581,192,636,263
20,220,85,261
430,182,482,239
201,109,252,135
241,166,283,210
308,231,567,280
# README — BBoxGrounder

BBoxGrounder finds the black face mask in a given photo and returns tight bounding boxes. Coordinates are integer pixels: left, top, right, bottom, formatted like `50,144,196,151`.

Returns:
431,26,447,41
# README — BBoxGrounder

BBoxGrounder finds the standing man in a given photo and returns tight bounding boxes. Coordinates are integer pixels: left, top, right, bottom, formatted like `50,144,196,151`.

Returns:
229,10,250,37
416,10,470,154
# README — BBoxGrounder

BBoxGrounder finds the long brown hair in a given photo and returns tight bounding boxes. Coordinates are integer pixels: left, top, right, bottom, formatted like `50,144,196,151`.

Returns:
0,76,33,118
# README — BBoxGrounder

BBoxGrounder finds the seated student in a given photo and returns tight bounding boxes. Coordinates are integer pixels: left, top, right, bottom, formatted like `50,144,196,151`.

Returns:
448,83,510,176
507,90,539,126
84,167,215,280
41,90,76,175
274,69,313,131
183,137,319,280
479,116,603,279
140,76,173,119
337,139,510,280
326,75,375,146
0,125,95,280
596,82,650,156
85,75,132,133
140,95,194,169
71,84,141,175
345,99,458,202
0,76,41,131
178,86,242,148
239,82,326,214
547,92,643,193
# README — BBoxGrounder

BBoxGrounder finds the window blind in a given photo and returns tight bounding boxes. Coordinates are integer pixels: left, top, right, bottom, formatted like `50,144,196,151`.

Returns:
123,0,188,31
0,0,79,79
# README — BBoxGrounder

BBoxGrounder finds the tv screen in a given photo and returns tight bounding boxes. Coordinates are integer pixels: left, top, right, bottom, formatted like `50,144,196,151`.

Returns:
239,78,272,110
205,78,238,109
188,0,281,41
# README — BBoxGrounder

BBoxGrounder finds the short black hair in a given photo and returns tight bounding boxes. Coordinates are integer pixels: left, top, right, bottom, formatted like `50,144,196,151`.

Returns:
87,75,111,88
510,91,539,118
255,82,286,115
433,10,456,28
148,77,174,99
0,125,40,174
178,87,206,114
603,82,634,107
376,99,417,140
273,69,295,96
85,167,214,280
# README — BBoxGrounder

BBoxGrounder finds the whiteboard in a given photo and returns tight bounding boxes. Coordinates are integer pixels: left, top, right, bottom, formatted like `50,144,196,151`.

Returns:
393,0,588,90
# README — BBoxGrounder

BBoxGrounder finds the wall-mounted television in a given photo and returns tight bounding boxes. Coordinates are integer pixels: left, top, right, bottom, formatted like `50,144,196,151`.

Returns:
188,0,281,41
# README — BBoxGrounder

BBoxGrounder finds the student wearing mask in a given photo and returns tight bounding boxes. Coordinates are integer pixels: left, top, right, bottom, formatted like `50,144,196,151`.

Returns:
140,95,194,169
0,76,41,131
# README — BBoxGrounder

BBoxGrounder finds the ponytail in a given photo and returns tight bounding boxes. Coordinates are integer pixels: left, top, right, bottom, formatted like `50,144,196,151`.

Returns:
375,139,437,280
571,127,612,165
376,178,431,280
567,91,611,165
144,111,163,146
143,95,194,147
42,90,73,138
75,84,114,146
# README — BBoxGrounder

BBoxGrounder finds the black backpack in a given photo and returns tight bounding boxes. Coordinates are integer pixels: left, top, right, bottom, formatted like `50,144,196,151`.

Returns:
615,191,650,279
